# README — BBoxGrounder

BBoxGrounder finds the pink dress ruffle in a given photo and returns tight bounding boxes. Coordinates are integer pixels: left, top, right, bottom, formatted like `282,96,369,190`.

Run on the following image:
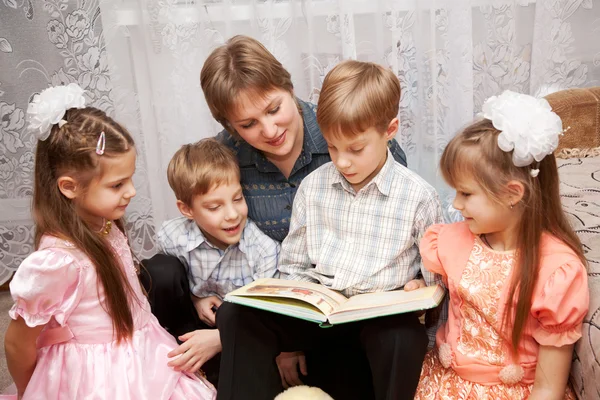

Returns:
9,228,215,400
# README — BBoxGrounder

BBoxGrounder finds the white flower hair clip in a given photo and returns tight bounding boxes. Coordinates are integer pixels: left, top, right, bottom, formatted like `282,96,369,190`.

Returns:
27,83,86,141
481,90,563,177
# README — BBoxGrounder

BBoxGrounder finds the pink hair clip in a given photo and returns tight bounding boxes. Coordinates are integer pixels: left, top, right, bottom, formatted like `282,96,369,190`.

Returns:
96,131,105,155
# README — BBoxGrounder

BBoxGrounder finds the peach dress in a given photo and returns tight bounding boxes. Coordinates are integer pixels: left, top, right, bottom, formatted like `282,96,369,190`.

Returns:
9,226,216,400
414,222,588,399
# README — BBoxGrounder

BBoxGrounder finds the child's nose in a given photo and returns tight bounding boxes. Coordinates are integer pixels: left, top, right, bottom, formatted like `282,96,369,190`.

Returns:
452,196,462,210
224,205,238,220
125,183,136,199
336,155,351,169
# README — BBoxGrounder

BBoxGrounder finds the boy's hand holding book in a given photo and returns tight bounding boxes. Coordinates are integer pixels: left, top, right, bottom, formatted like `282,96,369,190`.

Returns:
404,278,427,317
404,278,426,291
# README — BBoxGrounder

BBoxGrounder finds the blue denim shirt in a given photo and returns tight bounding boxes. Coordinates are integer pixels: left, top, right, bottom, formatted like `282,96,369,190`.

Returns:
216,99,407,242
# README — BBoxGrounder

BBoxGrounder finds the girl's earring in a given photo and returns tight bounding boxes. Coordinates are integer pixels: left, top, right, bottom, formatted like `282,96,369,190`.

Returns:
509,202,514,209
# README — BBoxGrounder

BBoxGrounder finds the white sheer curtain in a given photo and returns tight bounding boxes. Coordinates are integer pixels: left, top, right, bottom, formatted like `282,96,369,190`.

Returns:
1,0,599,282
99,0,600,224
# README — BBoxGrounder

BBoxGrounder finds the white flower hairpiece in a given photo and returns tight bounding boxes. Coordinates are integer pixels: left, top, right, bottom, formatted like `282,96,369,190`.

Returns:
27,83,86,141
481,90,563,176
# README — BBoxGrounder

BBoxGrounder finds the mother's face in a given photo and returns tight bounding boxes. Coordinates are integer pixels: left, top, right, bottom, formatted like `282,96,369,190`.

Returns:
228,89,303,162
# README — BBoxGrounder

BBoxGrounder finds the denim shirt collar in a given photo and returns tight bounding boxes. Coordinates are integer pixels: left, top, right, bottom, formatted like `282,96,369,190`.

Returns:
237,99,328,174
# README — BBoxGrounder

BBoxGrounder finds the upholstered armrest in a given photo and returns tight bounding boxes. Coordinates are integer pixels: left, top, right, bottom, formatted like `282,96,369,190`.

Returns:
546,88,599,400
545,87,600,158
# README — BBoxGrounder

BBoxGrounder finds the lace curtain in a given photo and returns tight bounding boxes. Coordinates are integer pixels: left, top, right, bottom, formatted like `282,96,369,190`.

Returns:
1,0,599,283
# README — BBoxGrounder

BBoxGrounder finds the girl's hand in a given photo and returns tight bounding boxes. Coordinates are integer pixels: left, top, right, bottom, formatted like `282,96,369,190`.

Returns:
528,344,573,400
5,317,45,397
276,351,307,389
192,296,223,327
167,329,222,373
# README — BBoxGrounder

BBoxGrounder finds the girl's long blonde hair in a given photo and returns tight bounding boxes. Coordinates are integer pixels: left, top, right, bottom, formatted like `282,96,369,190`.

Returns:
440,119,585,355
33,107,137,342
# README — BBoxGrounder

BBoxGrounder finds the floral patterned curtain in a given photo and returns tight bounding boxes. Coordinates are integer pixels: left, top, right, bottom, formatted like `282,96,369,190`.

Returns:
1,0,599,284
0,0,156,283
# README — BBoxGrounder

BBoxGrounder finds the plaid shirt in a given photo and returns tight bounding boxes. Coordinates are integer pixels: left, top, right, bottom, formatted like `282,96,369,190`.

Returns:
157,217,280,299
279,151,445,342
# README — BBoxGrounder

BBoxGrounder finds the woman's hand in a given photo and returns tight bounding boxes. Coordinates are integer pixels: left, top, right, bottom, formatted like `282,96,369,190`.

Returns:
276,351,307,389
192,295,223,327
167,329,222,373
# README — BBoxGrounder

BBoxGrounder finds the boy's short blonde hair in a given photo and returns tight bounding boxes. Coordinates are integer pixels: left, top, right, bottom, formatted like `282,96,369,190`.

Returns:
317,60,401,138
200,35,295,134
167,138,240,206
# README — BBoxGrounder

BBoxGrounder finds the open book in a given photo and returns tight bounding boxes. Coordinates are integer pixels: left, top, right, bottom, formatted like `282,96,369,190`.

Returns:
224,278,445,326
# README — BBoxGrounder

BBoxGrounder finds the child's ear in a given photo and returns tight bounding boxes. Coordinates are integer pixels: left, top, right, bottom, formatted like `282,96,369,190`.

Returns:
176,200,195,220
385,118,399,140
57,176,79,199
506,180,525,206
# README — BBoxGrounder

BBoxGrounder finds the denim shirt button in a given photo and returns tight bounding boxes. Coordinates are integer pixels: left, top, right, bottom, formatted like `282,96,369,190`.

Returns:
285,205,292,210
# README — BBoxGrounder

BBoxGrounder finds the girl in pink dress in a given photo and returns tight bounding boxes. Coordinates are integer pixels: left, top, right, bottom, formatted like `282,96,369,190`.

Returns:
4,84,216,400
414,91,589,400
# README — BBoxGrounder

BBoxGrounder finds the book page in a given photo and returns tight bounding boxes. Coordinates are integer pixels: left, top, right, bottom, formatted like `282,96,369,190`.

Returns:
227,278,348,316
332,285,442,314
228,296,328,324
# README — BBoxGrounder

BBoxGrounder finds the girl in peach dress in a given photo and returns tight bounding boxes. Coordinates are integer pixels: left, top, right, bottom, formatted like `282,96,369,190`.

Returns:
3,84,216,400
414,91,589,400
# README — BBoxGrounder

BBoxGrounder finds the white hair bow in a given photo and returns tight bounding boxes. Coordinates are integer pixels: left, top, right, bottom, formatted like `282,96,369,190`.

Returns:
480,90,563,177
27,83,86,141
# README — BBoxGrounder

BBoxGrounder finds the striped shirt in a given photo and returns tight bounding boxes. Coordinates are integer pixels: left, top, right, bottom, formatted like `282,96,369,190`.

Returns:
157,217,280,299
279,149,444,296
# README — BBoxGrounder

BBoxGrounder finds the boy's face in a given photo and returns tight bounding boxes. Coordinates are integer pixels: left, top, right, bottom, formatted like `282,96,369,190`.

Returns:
178,181,248,250
325,120,398,192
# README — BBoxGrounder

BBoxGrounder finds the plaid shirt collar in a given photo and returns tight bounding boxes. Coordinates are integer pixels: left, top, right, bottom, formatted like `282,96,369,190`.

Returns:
184,218,248,254
330,149,395,196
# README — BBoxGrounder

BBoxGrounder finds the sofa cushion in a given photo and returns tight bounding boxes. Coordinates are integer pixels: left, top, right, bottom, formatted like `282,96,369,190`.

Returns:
558,157,600,400
546,87,600,156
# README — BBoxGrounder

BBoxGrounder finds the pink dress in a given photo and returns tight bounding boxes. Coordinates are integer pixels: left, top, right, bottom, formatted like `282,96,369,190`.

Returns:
9,227,216,400
414,222,588,399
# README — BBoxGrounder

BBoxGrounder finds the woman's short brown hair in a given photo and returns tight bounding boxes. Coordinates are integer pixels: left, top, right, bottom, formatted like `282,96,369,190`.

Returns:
317,60,400,138
200,35,294,134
